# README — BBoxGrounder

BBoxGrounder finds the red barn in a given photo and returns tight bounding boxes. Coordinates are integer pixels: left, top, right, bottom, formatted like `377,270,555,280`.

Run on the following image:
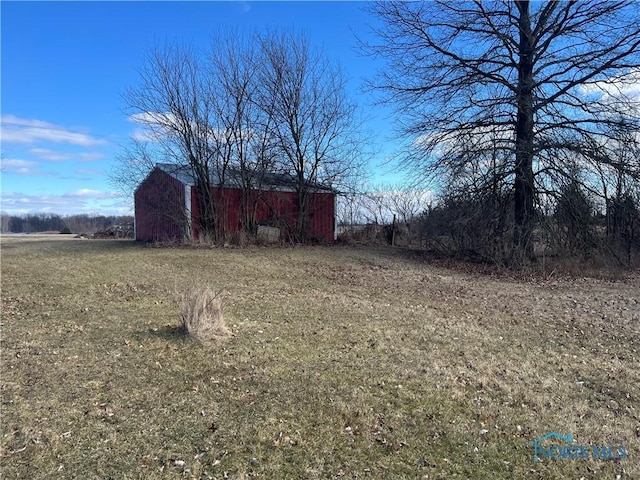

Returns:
134,163,336,243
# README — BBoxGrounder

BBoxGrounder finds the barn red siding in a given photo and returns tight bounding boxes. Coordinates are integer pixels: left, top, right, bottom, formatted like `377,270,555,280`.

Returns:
307,191,336,242
136,165,335,243
188,187,244,239
134,169,187,242
189,187,335,243
256,190,335,242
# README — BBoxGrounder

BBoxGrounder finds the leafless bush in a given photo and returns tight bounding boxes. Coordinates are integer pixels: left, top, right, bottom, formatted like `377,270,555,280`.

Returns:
179,285,231,342
337,224,386,245
416,191,514,265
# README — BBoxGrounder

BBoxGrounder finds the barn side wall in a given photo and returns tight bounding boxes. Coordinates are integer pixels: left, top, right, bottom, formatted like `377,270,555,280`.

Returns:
256,190,335,242
134,169,187,242
189,187,243,240
189,187,335,243
306,191,336,242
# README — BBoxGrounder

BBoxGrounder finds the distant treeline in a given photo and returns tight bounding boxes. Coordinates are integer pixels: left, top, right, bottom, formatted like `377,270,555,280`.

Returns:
0,213,134,234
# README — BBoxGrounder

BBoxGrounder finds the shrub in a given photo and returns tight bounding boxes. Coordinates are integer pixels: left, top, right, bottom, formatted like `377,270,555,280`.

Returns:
179,285,231,342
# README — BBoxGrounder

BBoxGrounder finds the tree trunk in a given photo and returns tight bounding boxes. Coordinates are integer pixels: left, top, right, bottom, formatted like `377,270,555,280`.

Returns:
296,174,308,243
194,182,216,240
192,157,217,242
514,0,536,263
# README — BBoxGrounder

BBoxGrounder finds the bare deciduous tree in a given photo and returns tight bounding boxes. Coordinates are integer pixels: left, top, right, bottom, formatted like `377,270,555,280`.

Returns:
209,33,278,237
368,0,640,265
258,31,365,242
117,32,366,243
122,43,227,240
0,212,10,233
110,139,159,199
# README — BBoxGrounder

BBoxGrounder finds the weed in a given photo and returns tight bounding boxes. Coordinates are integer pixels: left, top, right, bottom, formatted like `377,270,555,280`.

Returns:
179,284,230,342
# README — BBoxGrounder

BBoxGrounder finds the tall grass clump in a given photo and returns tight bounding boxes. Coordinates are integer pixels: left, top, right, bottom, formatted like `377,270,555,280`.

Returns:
179,284,231,342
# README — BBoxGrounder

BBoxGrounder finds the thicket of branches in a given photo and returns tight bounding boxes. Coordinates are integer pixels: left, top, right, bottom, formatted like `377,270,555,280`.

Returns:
336,184,431,245
412,179,640,268
115,31,366,244
337,179,640,267
367,0,640,267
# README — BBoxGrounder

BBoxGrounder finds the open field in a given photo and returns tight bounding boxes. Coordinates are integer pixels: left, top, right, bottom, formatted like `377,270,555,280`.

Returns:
1,238,639,479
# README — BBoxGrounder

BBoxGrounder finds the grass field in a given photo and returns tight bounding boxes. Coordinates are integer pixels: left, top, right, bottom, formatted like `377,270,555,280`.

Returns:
1,237,638,479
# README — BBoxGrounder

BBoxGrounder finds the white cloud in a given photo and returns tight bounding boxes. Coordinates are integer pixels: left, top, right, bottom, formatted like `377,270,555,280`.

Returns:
0,157,44,176
128,112,177,143
1,190,131,215
1,158,37,169
64,189,119,199
129,112,177,126
29,148,105,162
130,128,160,143
128,111,229,143
1,115,107,146
2,192,73,210
580,68,640,102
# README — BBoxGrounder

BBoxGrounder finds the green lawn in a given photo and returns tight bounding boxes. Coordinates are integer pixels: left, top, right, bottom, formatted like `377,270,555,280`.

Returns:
1,237,638,479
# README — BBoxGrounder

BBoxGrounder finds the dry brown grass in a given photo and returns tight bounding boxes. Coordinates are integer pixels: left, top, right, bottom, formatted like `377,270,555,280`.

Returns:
1,237,638,479
179,285,230,342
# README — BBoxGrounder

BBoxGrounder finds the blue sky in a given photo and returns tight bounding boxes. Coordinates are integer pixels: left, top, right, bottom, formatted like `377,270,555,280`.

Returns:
1,1,397,216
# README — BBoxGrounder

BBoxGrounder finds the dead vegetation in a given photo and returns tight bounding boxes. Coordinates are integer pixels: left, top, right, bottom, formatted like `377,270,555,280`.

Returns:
1,237,638,479
178,285,230,342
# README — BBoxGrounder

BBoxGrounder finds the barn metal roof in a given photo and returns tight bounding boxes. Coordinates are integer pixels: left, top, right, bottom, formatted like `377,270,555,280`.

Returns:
155,162,335,193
